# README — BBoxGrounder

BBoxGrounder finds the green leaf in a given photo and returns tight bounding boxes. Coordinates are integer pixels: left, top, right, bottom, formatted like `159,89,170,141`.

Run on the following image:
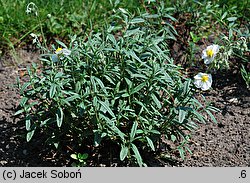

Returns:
128,50,141,62
70,154,78,160
120,145,129,161
177,146,185,160
61,99,71,106
20,97,28,107
192,110,206,124
131,83,145,95
99,114,125,140
26,129,35,142
171,134,176,142
130,18,145,24
14,109,24,116
221,12,227,20
20,82,31,94
121,92,130,98
94,76,108,94
54,72,64,79
151,93,161,109
229,29,233,39
140,52,152,60
119,8,129,15
146,137,155,151
54,142,59,149
25,115,31,131
99,101,115,118
104,74,115,85
49,84,57,98
131,73,147,79
161,72,173,83
207,106,220,113
133,100,149,114
131,143,143,167
183,79,191,95
227,17,237,22
65,93,80,102
206,110,217,124
125,28,143,37
179,109,186,124
149,130,161,135
130,121,138,141
78,153,88,160
90,76,97,92
136,129,144,134
184,146,193,155
56,39,67,48
107,34,117,45
56,107,63,127
125,77,132,88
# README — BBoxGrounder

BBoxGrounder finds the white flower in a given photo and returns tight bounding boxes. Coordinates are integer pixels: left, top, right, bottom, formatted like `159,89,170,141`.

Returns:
55,47,71,56
30,33,38,44
202,44,220,64
194,73,212,91
52,47,71,62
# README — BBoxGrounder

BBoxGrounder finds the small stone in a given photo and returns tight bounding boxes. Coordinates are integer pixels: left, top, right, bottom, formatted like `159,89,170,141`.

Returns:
23,149,28,155
241,110,248,115
0,160,7,165
228,98,238,103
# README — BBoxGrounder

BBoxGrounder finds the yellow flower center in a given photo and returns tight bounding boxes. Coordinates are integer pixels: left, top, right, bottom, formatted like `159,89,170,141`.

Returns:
206,49,214,57
56,47,62,53
201,75,209,82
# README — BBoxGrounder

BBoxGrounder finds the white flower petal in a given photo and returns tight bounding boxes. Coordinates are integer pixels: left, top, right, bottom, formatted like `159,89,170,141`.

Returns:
202,50,207,59
194,80,202,88
62,48,71,56
201,81,211,91
212,45,220,53
202,44,220,65
194,73,202,80
194,73,212,91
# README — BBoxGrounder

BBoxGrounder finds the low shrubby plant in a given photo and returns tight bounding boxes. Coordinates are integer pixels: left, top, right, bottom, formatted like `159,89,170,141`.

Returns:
16,6,219,166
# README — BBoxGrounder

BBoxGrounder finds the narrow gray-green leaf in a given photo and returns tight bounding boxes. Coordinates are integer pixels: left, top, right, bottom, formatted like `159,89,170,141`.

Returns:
130,18,145,24
146,137,155,151
206,110,217,123
20,97,28,107
179,109,186,124
49,84,57,98
151,93,161,109
20,82,31,94
26,129,35,142
120,145,129,161
178,146,185,160
14,109,24,116
130,121,138,141
99,101,115,118
131,143,143,167
227,17,237,22
56,107,63,127
192,110,206,124
56,39,67,48
183,79,191,95
65,94,80,102
129,50,141,62
131,83,145,95
25,115,31,131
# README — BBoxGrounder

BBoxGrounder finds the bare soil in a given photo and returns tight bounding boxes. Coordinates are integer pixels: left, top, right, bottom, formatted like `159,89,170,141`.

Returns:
0,49,249,167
